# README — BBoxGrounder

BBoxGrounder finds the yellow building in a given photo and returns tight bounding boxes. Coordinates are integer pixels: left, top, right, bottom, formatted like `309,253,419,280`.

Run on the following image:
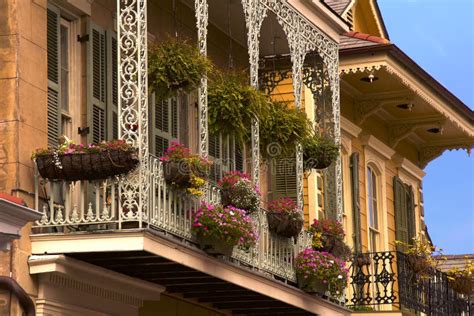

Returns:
0,0,472,315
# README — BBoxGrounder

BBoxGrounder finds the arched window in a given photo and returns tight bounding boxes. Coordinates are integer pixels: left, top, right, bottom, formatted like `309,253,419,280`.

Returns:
367,165,380,252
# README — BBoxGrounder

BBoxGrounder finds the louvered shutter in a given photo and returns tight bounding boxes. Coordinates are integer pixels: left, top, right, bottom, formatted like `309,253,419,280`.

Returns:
87,20,107,144
406,185,416,243
209,133,221,182
350,152,362,253
150,93,181,157
273,158,297,201
235,139,244,172
178,92,189,146
106,30,118,140
394,176,409,243
47,5,61,147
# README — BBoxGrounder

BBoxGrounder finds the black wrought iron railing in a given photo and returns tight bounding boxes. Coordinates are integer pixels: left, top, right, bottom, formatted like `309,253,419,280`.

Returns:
347,251,471,316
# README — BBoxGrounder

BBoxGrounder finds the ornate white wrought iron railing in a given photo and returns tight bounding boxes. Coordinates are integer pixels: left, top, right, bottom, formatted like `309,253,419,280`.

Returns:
33,155,311,282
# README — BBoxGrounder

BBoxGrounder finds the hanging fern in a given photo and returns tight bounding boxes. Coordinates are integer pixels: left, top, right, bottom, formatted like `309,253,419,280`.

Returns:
260,101,312,159
208,71,270,143
148,38,213,99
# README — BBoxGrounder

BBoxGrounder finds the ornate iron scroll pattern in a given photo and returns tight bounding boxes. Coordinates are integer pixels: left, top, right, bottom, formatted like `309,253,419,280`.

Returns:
195,0,208,157
117,0,149,225
241,0,268,186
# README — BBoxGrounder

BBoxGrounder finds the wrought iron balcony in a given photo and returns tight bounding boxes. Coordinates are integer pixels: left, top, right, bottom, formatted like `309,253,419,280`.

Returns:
33,154,312,284
347,251,471,315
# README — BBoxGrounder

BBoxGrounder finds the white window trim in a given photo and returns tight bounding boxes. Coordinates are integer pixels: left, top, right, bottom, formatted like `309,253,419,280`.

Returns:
364,145,389,252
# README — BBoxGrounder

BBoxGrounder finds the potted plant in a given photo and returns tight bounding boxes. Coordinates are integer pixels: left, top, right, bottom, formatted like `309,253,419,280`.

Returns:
191,202,258,256
309,218,352,261
295,248,349,295
208,71,270,143
33,139,138,182
303,134,340,170
160,142,211,197
148,38,213,99
218,171,260,214
395,235,438,278
446,261,473,295
259,101,312,159
266,197,303,239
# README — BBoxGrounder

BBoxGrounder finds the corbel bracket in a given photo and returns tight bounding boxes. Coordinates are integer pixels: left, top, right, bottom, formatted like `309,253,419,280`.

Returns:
389,116,445,148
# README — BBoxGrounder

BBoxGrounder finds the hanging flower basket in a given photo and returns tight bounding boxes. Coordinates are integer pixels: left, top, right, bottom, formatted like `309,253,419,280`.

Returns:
406,254,433,275
33,140,138,182
354,253,372,267
450,276,472,295
266,198,303,239
160,142,211,197
192,203,258,256
297,276,329,294
196,234,234,256
219,171,260,214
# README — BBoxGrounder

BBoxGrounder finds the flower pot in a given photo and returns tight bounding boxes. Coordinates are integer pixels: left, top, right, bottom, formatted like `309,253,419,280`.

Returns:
450,276,472,295
406,254,431,275
267,212,303,239
196,234,234,256
36,149,138,182
354,253,372,267
221,188,259,214
297,276,329,294
304,153,334,170
162,161,192,185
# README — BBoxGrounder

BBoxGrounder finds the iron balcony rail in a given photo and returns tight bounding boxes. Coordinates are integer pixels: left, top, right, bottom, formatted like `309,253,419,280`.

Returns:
33,155,312,283
347,251,471,316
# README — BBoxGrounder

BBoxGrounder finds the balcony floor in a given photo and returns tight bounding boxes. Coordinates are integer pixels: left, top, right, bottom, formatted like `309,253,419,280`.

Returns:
30,229,350,316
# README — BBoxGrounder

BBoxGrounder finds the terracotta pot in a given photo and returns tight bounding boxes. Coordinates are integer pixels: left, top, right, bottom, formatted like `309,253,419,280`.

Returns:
196,234,234,256
297,275,328,294
267,212,303,239
36,149,138,182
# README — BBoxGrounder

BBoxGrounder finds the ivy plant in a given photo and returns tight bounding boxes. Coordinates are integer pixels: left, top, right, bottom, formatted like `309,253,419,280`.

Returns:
259,101,312,159
302,134,339,170
148,38,213,99
208,71,269,143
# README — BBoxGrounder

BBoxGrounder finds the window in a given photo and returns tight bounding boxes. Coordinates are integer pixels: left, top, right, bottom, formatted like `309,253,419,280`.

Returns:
393,176,416,244
209,133,244,183
60,18,72,138
367,166,379,252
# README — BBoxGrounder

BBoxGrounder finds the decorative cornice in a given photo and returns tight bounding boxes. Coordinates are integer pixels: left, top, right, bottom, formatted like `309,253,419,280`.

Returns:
341,116,362,138
393,154,425,181
340,63,384,75
360,134,395,160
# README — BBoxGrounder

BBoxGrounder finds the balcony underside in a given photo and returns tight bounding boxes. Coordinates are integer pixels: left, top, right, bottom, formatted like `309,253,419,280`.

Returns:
31,229,350,316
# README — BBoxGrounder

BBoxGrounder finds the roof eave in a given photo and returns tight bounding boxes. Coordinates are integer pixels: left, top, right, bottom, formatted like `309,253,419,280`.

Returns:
340,44,474,124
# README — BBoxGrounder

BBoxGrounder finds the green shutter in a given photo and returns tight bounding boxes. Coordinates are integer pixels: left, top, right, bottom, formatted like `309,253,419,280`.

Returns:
272,158,297,201
406,185,416,242
87,20,107,143
47,5,61,147
393,176,409,244
150,93,180,156
106,30,118,140
350,153,362,253
235,140,244,172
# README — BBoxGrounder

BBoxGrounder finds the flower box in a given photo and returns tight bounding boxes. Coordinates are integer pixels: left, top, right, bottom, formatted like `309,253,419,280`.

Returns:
34,141,138,182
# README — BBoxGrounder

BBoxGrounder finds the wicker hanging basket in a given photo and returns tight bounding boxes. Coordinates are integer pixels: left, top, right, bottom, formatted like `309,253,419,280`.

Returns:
35,149,138,182
267,212,304,239
297,275,328,294
196,234,234,256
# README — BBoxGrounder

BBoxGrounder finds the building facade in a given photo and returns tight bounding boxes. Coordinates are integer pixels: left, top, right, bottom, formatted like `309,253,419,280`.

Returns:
0,0,472,315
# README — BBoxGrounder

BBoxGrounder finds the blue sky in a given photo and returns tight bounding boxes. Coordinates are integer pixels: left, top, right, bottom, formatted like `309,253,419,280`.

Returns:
378,0,474,254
